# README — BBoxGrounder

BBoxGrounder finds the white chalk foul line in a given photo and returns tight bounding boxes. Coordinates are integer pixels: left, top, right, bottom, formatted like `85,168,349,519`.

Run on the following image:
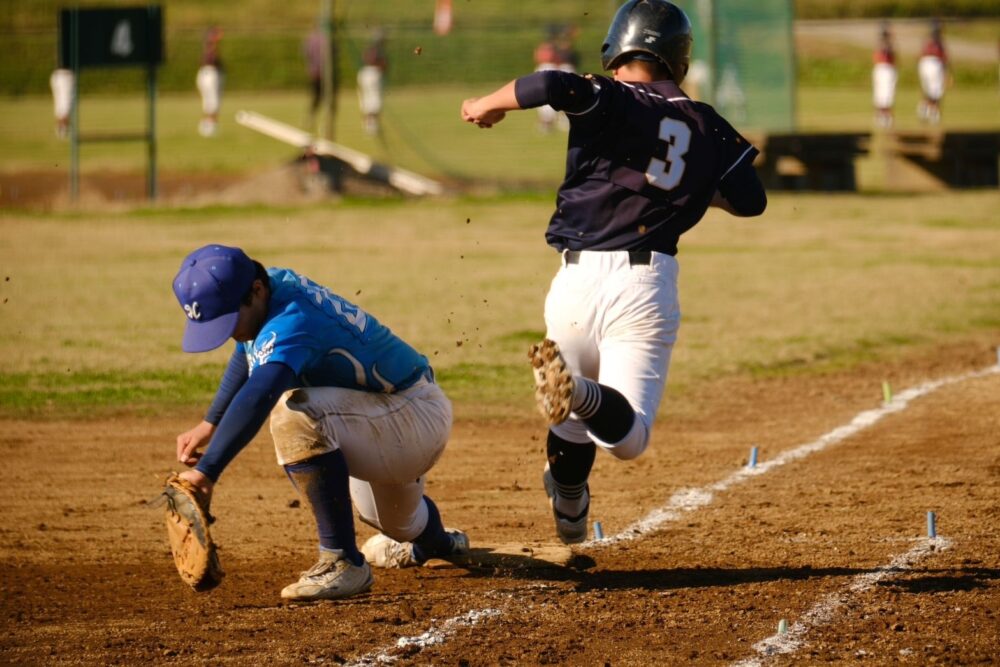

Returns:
345,607,503,666
731,536,953,667
587,364,999,547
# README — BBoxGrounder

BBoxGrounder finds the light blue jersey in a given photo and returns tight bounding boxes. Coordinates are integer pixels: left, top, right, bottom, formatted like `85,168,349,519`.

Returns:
237,268,430,392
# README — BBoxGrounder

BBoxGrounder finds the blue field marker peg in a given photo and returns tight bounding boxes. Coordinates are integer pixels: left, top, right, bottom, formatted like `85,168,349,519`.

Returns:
927,511,937,539
882,380,893,404
778,619,788,634
593,521,604,540
748,446,759,468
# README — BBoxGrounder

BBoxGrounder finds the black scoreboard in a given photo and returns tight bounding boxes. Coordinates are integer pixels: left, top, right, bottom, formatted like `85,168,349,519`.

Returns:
60,6,163,69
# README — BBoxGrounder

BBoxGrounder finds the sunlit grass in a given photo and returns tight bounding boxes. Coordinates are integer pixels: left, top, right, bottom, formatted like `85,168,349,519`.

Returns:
1,190,998,417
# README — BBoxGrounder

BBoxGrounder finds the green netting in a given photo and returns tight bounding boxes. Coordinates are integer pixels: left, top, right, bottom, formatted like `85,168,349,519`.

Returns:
678,0,797,131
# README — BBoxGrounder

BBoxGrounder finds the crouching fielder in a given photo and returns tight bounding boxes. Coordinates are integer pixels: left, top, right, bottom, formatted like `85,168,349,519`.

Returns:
171,244,467,601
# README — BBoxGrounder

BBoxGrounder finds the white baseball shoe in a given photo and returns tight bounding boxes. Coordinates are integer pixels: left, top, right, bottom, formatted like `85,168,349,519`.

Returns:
529,338,575,425
361,530,470,569
543,466,589,545
280,551,374,601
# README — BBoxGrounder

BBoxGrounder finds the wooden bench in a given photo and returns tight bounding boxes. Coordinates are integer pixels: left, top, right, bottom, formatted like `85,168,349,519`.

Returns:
882,131,999,190
749,133,870,191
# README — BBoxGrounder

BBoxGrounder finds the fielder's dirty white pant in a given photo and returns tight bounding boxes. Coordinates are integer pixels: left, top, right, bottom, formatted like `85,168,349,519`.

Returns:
544,250,680,459
269,378,451,542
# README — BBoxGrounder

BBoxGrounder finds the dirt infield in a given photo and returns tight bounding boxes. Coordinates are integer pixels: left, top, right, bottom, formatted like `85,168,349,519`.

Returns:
2,340,998,665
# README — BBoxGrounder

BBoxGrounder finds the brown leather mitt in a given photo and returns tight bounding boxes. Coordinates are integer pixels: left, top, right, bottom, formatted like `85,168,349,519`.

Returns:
162,473,224,592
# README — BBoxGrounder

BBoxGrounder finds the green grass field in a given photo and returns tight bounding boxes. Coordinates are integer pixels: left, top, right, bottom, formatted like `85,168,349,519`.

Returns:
1,10,997,420
2,190,998,419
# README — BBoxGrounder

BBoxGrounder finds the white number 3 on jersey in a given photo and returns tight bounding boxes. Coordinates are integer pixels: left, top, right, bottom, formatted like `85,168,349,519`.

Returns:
645,118,691,191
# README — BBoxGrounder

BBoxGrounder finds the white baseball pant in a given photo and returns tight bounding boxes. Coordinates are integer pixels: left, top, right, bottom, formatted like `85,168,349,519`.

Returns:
50,69,74,121
196,65,222,115
872,62,897,109
357,65,384,115
543,250,680,460
918,56,946,101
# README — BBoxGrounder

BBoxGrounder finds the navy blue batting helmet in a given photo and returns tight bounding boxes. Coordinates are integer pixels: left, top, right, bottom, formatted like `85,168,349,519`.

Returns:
601,0,693,82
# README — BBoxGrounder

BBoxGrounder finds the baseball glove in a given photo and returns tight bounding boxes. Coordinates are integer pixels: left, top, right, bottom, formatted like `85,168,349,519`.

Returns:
161,473,224,592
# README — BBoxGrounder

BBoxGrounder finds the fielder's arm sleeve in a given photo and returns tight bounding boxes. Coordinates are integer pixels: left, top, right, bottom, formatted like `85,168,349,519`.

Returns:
195,362,298,481
204,347,250,425
514,70,600,113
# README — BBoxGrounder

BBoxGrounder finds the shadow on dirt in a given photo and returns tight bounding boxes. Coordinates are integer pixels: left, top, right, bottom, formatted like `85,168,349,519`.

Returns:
570,565,865,592
457,562,865,589
459,563,1000,594
881,568,1000,593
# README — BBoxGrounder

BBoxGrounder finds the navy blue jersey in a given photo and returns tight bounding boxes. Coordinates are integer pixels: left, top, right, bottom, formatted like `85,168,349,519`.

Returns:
515,71,759,255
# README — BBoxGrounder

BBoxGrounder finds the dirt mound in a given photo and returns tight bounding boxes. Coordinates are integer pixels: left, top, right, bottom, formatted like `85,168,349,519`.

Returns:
0,159,402,211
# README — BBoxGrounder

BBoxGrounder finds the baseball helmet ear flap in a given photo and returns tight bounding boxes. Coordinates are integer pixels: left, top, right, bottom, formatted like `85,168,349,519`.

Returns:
601,0,693,83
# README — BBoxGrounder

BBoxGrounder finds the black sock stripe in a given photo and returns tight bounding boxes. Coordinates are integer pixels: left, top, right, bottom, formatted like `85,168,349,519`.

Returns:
555,480,588,500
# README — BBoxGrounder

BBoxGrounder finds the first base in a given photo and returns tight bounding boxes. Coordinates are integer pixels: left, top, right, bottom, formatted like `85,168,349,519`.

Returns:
436,542,574,570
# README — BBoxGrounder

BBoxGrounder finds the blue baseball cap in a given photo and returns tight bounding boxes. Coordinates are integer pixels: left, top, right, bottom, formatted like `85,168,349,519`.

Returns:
172,244,256,353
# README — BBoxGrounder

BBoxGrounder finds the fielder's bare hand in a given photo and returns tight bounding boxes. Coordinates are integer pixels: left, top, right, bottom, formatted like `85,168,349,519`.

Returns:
177,468,215,503
176,420,215,466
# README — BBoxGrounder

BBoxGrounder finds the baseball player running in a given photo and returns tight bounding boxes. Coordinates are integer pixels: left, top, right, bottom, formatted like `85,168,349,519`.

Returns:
171,244,468,600
461,0,766,544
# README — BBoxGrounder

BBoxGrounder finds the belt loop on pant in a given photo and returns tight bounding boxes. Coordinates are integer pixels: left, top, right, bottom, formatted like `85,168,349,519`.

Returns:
564,250,652,266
